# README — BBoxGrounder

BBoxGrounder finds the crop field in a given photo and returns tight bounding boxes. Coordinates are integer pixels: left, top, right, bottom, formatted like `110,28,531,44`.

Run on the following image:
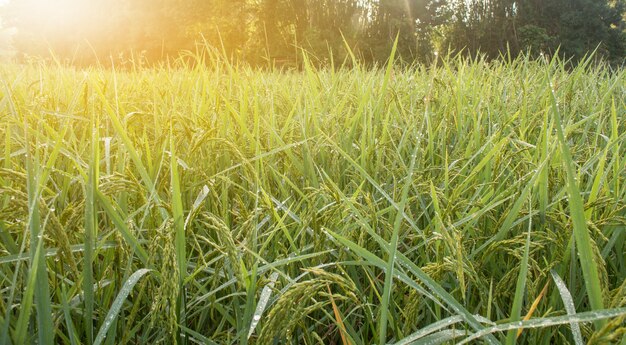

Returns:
0,53,625,344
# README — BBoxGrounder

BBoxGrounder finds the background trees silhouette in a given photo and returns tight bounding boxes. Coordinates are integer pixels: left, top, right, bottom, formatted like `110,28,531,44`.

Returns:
1,0,624,66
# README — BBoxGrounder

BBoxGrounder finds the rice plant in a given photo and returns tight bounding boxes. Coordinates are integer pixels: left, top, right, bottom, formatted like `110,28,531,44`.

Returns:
0,51,624,344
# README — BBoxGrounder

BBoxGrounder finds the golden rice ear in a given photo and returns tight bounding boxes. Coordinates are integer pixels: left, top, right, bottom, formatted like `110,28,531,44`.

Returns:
258,268,360,344
197,212,244,286
148,219,179,343
587,315,626,345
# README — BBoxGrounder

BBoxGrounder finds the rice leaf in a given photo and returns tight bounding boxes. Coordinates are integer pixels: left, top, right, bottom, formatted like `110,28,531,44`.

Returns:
93,269,152,345
505,195,533,344
550,270,584,345
457,308,626,344
547,73,605,328
247,272,279,339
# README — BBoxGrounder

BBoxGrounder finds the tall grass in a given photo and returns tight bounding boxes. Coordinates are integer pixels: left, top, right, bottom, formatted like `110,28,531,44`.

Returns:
0,51,624,344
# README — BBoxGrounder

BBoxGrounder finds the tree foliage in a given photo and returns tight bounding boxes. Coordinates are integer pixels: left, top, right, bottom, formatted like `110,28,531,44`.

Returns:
0,0,624,65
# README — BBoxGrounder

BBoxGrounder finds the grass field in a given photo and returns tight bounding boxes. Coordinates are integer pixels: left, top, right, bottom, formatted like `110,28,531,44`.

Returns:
0,52,625,344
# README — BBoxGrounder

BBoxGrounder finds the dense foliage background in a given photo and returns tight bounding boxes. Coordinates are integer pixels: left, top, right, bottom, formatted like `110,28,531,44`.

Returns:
0,0,625,66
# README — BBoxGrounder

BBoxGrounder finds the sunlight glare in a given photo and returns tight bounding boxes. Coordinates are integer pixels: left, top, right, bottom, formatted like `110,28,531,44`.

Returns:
14,0,99,35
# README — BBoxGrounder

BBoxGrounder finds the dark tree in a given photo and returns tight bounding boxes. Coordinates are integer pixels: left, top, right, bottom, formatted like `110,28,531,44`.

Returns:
0,0,623,66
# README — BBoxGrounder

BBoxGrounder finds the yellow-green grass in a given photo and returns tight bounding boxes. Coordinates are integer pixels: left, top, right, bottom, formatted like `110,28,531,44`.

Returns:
0,51,625,344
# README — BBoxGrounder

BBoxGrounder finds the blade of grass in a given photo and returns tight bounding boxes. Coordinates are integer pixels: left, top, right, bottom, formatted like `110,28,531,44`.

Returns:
13,230,45,345
393,316,464,345
84,105,100,345
505,194,533,344
95,191,149,266
410,329,470,345
550,270,584,345
0,241,122,265
170,129,187,340
0,221,17,255
517,280,549,338
25,118,54,345
547,73,605,328
379,139,419,344
328,284,352,345
457,308,626,345
60,283,80,345
93,269,152,345
247,272,279,340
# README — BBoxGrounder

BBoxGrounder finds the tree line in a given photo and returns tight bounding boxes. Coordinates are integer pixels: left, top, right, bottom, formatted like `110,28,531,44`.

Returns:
1,0,625,66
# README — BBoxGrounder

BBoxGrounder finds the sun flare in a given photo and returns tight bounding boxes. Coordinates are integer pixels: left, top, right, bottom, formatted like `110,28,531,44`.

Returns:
12,0,101,35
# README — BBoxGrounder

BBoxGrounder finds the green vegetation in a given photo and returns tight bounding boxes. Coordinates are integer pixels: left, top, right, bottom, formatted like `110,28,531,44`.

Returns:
2,0,625,66
0,51,625,344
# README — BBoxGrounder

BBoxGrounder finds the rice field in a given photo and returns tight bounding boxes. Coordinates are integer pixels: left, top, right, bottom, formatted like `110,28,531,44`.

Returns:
0,52,625,344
